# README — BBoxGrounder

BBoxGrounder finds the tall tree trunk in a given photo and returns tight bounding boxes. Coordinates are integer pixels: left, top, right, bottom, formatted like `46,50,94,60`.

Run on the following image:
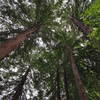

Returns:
69,16,91,35
65,45,88,100
63,65,69,100
0,24,40,60
12,66,30,100
56,67,61,100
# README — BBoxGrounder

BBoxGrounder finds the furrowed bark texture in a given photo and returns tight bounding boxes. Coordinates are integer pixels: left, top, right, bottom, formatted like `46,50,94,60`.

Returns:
66,45,88,100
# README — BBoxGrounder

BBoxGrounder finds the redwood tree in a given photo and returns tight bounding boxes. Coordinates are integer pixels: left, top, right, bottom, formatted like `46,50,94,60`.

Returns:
66,45,88,100
0,25,39,60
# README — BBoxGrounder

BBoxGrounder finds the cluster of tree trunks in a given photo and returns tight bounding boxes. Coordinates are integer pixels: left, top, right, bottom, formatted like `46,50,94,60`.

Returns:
0,17,91,100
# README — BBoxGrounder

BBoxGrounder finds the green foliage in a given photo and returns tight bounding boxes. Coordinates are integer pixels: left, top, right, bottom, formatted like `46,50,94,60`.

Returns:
81,0,100,48
0,0,99,100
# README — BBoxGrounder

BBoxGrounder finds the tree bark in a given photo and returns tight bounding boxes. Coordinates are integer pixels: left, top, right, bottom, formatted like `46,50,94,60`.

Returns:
63,65,69,100
0,24,40,60
65,45,88,100
69,16,91,35
12,66,30,100
56,67,61,100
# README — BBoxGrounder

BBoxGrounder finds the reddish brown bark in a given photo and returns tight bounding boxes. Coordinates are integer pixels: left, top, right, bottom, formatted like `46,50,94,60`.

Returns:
12,67,30,100
69,16,91,35
0,25,39,60
65,45,88,100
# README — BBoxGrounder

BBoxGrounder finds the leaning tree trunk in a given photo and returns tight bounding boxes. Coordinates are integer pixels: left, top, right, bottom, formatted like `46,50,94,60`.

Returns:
69,16,91,35
65,45,88,100
12,66,30,100
0,24,40,60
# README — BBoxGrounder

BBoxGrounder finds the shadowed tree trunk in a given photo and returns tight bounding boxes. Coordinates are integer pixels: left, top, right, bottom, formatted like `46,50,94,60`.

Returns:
56,67,61,100
65,45,88,100
12,66,30,100
0,24,40,60
63,65,69,100
69,16,91,35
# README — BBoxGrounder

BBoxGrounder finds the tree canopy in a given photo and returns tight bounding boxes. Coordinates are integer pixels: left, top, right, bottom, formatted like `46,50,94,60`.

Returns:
0,0,100,100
